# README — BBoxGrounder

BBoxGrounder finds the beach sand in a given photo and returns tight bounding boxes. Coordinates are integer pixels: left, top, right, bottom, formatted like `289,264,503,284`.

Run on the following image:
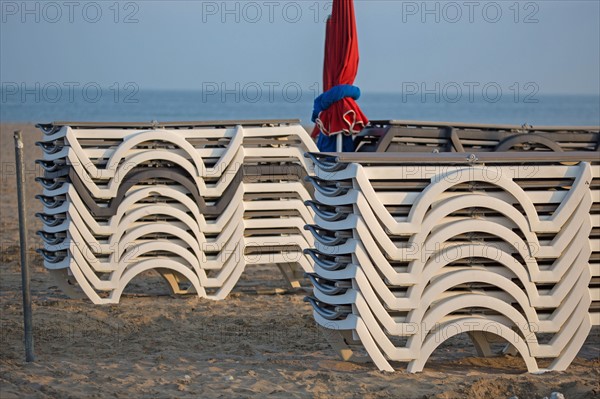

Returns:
1,123,598,398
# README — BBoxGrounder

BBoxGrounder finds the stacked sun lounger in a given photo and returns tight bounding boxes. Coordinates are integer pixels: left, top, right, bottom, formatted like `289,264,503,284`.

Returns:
355,120,600,153
354,121,600,333
353,121,600,332
35,120,318,304
304,148,599,373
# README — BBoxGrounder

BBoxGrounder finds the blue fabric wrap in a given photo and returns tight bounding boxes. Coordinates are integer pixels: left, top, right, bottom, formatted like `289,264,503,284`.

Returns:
311,84,361,123
317,132,355,152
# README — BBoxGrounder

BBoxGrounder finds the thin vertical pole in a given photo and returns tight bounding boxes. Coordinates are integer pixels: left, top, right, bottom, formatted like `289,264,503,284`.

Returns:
14,130,35,362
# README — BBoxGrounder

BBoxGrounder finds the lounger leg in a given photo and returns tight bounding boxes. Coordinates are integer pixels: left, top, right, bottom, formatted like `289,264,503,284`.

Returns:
49,269,85,299
158,269,196,295
467,331,495,357
502,343,519,356
276,263,303,288
318,326,371,363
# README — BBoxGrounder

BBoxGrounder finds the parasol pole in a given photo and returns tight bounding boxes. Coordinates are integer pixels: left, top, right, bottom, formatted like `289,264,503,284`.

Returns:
336,133,343,152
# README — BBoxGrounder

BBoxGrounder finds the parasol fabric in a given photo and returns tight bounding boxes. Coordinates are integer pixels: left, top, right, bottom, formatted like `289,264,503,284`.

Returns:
312,0,368,151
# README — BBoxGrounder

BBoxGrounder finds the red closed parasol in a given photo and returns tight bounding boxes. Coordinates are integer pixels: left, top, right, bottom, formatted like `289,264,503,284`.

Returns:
312,0,368,151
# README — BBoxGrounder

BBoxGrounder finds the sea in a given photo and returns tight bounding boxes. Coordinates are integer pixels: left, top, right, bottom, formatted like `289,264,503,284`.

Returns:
1,89,599,127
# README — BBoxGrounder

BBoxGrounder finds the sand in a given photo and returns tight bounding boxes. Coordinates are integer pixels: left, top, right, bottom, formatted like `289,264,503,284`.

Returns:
0,123,599,399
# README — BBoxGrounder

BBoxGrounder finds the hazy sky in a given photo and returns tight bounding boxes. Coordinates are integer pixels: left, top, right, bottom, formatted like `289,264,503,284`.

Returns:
1,0,599,95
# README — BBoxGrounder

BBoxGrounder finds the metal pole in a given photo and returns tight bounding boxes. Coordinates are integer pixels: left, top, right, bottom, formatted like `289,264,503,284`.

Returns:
336,133,343,152
14,130,35,362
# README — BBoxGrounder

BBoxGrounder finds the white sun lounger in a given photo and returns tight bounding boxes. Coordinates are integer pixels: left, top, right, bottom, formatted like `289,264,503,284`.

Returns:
36,120,318,304
305,149,599,373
